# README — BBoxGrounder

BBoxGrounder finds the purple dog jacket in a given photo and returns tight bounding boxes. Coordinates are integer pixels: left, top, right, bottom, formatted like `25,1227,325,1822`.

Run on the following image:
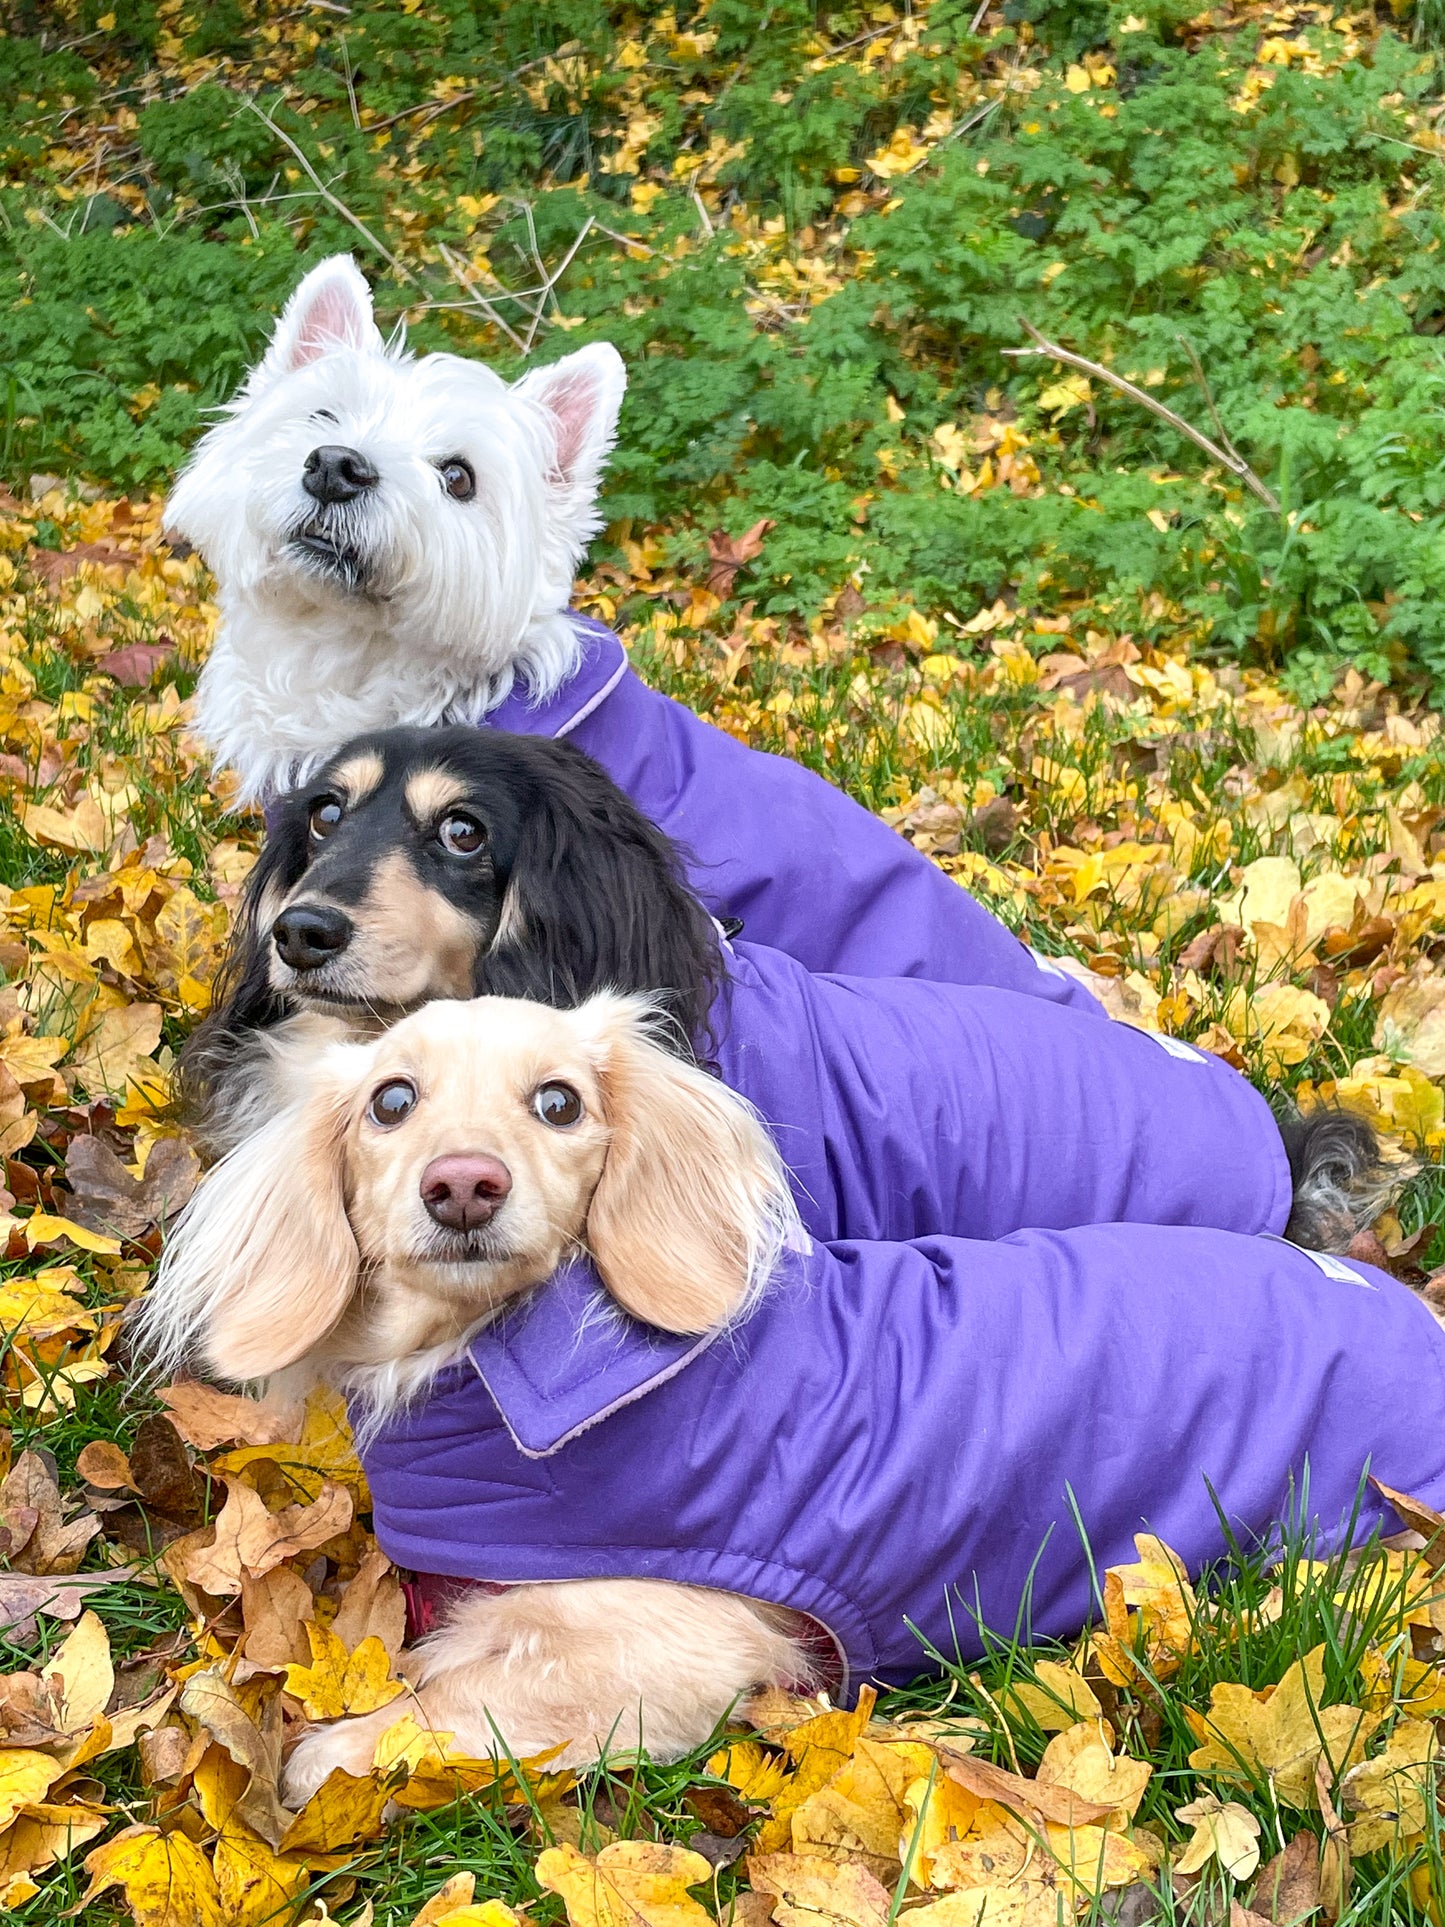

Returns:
362,1230,1445,1694
482,617,1101,1015
715,937,1291,1241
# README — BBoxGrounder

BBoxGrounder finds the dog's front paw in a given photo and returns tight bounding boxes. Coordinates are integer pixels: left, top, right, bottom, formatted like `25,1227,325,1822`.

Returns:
283,1706,407,1807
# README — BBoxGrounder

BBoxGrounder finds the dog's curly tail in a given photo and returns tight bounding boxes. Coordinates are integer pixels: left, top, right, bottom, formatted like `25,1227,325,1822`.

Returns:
1281,1106,1407,1253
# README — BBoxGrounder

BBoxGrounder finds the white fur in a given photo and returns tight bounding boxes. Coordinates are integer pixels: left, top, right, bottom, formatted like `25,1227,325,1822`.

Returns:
282,1579,807,1800
167,255,627,803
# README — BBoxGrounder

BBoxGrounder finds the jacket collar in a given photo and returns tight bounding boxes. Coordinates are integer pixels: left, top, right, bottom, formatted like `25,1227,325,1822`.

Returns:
483,616,627,741
466,1257,721,1458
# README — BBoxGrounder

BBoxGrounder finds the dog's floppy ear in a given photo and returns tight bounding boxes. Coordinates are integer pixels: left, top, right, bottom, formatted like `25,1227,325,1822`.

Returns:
577,996,800,1334
174,827,305,1154
513,342,627,549
138,1045,364,1383
252,254,385,389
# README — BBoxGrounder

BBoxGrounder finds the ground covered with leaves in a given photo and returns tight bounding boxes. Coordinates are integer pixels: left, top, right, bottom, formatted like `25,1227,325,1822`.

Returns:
4,1,1445,1925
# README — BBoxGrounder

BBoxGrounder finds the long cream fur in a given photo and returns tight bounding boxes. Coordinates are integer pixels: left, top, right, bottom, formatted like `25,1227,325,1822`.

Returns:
139,993,810,1787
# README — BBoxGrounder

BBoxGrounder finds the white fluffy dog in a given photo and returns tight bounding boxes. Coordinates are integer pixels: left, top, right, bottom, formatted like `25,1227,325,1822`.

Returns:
166,256,626,804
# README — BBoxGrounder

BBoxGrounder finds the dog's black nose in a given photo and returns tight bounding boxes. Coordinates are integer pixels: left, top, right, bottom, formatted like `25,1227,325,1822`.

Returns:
302,445,379,505
273,902,353,972
420,1154,513,1232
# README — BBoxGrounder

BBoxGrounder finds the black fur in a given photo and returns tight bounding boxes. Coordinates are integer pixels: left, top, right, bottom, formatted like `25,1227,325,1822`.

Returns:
1280,1105,1393,1252
180,726,724,1138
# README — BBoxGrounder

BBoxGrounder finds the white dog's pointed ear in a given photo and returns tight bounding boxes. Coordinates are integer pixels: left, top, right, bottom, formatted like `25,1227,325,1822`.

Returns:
514,342,627,542
252,254,384,389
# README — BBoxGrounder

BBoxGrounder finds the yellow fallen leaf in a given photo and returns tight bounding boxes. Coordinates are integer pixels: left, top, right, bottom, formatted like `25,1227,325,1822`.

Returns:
747,1851,892,1927
1003,1660,1103,1733
755,1689,878,1851
45,1608,114,1735
1342,1719,1437,1854
1217,855,1301,935
1186,1647,1380,1807
280,1767,393,1853
904,1876,1076,1927
902,1773,985,1887
789,1735,936,1877
0,1751,67,1833
0,1799,109,1895
22,797,108,854
537,1840,714,1927
82,1822,226,1927
68,1001,163,1099
1036,1722,1151,1822
213,1819,311,1927
707,1742,790,1804
23,1212,122,1255
1174,1791,1262,1879
282,1621,405,1719
1043,1819,1151,1895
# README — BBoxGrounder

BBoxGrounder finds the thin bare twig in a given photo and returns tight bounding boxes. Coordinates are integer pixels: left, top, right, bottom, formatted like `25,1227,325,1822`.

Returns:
340,35,362,133
592,221,654,256
364,88,480,134
1175,332,1237,460
434,243,529,354
970,0,992,32
1002,316,1281,513
242,94,417,285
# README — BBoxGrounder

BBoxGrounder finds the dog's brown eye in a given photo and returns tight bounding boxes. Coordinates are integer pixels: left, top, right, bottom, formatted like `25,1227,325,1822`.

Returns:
533,1082,583,1129
367,1078,418,1128
438,458,476,502
309,797,343,840
438,812,486,855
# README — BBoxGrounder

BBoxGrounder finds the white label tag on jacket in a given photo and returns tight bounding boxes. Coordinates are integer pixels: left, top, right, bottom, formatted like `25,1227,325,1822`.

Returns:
1148,1032,1205,1063
1262,1233,1376,1287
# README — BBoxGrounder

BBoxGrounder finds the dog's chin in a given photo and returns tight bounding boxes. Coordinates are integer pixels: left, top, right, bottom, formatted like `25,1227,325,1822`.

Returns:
273,973,421,1021
285,529,376,597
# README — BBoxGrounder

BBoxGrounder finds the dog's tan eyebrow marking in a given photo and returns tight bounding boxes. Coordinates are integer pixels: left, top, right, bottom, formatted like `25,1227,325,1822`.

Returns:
404,768,471,823
329,751,386,804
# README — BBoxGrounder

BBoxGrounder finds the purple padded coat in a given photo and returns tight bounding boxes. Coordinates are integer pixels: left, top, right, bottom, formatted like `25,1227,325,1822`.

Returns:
362,1229,1445,1694
715,936,1291,1241
482,617,1100,1014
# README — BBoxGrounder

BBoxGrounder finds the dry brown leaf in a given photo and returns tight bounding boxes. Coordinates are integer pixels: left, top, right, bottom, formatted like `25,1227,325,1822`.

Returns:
62,1133,197,1240
180,1475,352,1595
1252,1830,1321,1925
0,1450,100,1575
330,1543,406,1658
75,1439,133,1491
239,1564,315,1672
157,1380,303,1452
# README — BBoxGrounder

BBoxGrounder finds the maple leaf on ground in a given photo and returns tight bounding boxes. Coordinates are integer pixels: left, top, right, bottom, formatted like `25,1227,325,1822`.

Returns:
97,640,176,687
747,1851,892,1927
282,1620,405,1719
279,1768,392,1854
708,1741,790,1804
67,1001,164,1102
177,1476,352,1596
1002,1659,1104,1732
1186,1647,1380,1807
1174,1792,1262,1880
1341,1718,1437,1854
0,1799,110,1907
61,1133,198,1241
754,1688,878,1851
1091,1534,1198,1684
937,1740,1116,1828
83,1822,226,1927
407,1872,522,1927
1036,1721,1152,1821
787,1733,935,1878
157,1379,304,1452
538,1840,715,1927
707,519,775,597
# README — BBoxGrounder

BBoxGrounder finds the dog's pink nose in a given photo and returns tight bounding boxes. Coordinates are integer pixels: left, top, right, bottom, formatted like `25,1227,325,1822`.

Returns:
420,1155,512,1233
